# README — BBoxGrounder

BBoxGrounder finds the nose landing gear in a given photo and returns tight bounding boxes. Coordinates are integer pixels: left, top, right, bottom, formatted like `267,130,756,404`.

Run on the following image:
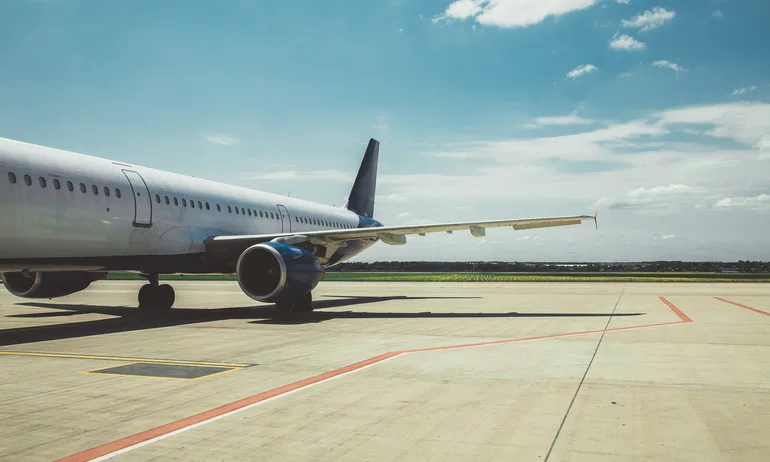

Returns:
138,273,175,310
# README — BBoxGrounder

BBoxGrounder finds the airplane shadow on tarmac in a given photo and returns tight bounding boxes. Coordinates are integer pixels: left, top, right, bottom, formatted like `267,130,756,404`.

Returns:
1,295,644,346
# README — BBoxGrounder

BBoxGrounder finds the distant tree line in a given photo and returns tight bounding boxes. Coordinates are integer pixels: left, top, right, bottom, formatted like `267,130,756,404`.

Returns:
326,260,770,273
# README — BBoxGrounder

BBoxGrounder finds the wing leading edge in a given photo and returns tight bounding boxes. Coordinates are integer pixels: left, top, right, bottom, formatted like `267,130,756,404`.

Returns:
204,212,598,257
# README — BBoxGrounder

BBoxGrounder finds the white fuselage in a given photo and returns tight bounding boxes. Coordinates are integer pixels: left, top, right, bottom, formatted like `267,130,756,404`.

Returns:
0,137,363,271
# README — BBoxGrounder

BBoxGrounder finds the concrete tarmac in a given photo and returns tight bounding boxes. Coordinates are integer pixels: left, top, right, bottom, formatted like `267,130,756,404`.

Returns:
1,281,769,461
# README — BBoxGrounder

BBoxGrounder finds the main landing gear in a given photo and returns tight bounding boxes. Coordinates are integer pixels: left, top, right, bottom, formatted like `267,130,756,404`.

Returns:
275,291,313,313
138,273,175,310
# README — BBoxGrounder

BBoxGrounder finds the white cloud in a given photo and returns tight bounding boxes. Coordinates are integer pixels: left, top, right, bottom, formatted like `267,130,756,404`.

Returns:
434,0,600,29
434,0,484,22
377,193,410,204
654,102,770,147
246,170,352,181
422,151,481,158
609,33,646,51
534,113,595,126
620,72,633,78
615,0,630,4
732,85,757,96
567,64,598,79
661,234,676,240
595,184,708,213
712,10,723,18
204,134,240,146
621,7,675,32
759,136,770,160
714,194,770,212
652,60,687,75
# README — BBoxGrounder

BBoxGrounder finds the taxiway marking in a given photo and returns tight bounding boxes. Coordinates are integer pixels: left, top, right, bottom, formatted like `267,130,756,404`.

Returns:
58,296,692,462
714,297,770,316
0,351,250,368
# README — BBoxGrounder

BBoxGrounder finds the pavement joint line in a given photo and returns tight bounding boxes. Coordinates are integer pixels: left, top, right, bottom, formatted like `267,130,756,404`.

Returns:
0,351,251,368
57,296,693,462
714,297,770,316
544,286,625,461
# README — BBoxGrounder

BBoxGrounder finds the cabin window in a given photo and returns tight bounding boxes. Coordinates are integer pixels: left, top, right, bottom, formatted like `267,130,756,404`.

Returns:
39,177,47,188
206,202,210,210
191,200,195,209
66,181,73,191
116,188,121,198
79,183,86,193
258,210,263,218
252,209,257,216
182,199,187,207
235,207,239,215
8,172,16,184
24,174,32,186
247,209,251,216
92,185,99,195
240,207,244,215
165,196,170,204
216,204,221,212
295,216,298,222
155,194,161,203
198,201,203,209
227,205,232,213
173,197,179,206
104,187,110,197
54,179,61,190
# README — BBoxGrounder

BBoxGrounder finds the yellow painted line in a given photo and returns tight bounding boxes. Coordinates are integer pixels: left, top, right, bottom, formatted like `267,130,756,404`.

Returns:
0,351,249,368
80,362,243,381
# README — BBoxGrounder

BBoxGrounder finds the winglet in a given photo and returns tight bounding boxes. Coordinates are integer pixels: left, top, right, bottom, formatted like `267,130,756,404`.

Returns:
593,209,599,230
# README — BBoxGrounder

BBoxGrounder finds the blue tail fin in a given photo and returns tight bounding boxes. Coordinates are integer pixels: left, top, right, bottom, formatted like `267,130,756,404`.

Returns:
346,138,379,218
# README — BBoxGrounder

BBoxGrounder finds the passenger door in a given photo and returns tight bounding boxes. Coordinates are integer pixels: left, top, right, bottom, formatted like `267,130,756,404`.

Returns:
276,204,291,233
122,170,152,227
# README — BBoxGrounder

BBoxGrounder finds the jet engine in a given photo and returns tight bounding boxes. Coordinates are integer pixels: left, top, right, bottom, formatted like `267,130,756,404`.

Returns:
236,242,325,303
1,271,107,299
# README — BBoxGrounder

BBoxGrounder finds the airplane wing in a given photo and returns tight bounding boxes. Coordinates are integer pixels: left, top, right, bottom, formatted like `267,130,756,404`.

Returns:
204,213,598,259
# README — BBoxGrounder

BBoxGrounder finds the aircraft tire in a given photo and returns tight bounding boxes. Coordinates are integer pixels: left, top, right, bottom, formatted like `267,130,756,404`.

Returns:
138,283,174,310
292,292,314,312
157,284,175,309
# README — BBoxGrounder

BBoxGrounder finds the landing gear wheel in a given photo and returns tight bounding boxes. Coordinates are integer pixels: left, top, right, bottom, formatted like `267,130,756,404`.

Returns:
138,284,154,309
274,292,313,314
138,283,175,310
292,292,314,312
275,300,294,313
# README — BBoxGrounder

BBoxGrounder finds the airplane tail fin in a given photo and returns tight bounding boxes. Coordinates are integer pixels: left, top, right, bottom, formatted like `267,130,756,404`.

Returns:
346,138,379,218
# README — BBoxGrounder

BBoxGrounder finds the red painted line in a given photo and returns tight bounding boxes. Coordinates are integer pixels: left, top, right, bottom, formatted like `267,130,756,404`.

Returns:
57,351,402,462
402,321,683,353
658,296,693,322
59,296,691,461
714,297,770,316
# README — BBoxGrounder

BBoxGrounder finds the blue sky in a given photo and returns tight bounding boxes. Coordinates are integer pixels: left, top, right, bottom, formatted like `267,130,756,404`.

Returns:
2,0,769,261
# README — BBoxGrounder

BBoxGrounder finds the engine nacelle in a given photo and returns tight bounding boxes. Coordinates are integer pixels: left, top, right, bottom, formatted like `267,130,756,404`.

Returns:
236,242,325,303
1,271,107,299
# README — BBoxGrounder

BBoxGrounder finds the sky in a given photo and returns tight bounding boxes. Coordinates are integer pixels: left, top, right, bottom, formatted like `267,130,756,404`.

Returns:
1,0,769,262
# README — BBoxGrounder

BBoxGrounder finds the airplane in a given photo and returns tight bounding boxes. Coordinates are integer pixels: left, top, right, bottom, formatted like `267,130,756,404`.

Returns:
0,136,597,313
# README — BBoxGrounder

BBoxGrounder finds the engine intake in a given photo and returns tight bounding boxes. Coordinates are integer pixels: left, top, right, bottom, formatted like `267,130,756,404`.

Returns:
1,271,107,299
236,242,324,303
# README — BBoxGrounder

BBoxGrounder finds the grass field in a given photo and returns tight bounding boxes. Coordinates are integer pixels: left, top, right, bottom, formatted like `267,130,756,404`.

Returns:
106,272,770,283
